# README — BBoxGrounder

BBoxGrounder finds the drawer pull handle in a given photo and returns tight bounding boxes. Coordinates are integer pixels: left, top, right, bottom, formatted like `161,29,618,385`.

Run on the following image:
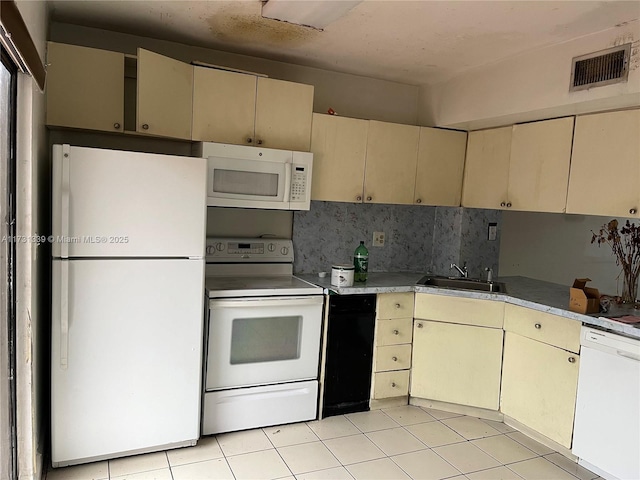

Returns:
393,329,399,335
247,137,253,144
500,202,506,207
356,195,362,201
391,382,397,388
568,357,576,363
142,123,149,130
392,356,398,362
366,196,372,202
506,202,512,208
113,122,121,129
630,208,637,215
395,303,401,309
417,323,423,329
534,323,542,329
416,198,422,204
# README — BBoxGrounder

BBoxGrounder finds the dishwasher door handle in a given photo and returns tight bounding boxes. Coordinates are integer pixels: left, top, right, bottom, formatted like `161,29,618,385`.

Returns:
617,350,640,362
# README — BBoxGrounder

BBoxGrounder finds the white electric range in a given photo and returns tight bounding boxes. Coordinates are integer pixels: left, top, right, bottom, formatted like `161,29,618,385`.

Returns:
202,238,324,435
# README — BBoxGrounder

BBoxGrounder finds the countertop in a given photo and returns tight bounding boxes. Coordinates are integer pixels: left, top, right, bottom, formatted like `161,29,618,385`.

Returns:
296,273,640,339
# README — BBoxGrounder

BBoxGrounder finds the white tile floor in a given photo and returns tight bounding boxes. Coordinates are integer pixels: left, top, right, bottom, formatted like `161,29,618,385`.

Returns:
45,406,601,480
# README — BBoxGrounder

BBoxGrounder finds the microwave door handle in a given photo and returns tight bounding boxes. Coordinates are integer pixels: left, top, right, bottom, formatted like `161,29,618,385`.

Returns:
283,163,292,202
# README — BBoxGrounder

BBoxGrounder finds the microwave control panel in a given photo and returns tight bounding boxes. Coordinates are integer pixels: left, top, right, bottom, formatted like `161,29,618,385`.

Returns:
291,165,308,202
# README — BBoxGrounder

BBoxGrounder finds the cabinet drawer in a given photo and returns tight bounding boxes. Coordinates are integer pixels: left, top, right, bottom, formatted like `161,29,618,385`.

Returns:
377,293,414,319
503,304,581,354
374,344,412,372
414,293,504,328
376,318,413,346
372,370,410,399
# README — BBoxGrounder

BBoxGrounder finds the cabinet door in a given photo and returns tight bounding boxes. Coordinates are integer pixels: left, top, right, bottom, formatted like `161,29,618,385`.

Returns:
363,120,420,205
461,127,511,209
46,42,124,133
414,128,467,206
501,332,580,448
137,48,193,140
254,77,314,151
411,320,504,410
566,109,640,218
310,114,368,202
508,117,573,213
192,67,257,144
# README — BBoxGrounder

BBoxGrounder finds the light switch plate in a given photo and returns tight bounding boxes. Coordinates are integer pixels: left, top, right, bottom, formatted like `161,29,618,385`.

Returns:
488,223,497,241
373,231,385,247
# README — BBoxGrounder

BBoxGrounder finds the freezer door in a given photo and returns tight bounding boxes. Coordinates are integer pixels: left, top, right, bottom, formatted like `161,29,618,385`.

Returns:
52,144,206,258
51,258,205,466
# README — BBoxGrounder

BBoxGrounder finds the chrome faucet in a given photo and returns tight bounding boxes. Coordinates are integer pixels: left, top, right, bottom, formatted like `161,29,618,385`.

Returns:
450,262,468,278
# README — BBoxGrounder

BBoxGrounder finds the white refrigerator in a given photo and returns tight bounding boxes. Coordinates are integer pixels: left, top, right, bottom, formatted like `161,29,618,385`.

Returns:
50,144,207,467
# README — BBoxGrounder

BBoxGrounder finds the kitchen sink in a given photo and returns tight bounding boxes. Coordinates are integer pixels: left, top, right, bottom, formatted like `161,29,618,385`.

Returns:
416,275,507,293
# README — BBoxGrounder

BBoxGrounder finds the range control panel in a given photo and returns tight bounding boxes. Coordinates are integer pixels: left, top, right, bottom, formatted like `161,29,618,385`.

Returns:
205,237,294,263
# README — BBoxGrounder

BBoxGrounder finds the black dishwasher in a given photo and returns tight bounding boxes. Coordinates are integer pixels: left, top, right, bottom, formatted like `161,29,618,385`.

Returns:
322,294,376,418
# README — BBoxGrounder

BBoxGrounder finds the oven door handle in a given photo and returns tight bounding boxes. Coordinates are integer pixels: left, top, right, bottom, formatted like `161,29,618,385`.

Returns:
210,296,324,309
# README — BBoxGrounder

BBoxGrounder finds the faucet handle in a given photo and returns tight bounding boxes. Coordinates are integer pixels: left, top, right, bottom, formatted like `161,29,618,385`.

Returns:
485,267,493,282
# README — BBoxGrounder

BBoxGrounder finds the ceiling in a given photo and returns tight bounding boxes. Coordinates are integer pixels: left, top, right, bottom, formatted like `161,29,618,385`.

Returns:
48,0,640,86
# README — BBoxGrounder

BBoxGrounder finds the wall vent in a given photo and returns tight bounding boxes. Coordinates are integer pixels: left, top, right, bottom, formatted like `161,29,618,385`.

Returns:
570,44,631,92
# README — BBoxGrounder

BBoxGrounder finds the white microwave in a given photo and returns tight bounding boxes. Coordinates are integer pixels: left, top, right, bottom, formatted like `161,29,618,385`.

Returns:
195,142,313,211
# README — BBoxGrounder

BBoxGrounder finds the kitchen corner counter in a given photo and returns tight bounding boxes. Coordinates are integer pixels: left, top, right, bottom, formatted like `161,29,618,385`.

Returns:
296,272,640,339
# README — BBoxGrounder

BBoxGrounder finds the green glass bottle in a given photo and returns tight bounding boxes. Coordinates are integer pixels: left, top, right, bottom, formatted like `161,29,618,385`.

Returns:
354,241,369,282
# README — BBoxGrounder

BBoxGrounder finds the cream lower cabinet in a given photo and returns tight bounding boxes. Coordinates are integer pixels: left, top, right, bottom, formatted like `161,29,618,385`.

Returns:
371,293,414,402
310,114,369,202
566,109,640,218
46,42,125,133
411,293,504,410
500,304,581,449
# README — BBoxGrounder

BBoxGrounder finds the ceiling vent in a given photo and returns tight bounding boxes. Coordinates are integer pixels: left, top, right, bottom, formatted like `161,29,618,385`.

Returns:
570,44,631,92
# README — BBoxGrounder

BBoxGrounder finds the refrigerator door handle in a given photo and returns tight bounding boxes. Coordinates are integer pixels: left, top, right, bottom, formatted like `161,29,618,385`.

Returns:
60,145,71,259
60,261,69,369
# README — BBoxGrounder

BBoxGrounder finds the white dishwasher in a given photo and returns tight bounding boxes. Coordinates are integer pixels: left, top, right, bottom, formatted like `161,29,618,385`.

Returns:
572,325,640,480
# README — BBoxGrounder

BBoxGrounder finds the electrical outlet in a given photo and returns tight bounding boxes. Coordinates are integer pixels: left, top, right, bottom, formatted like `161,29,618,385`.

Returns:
488,223,498,241
373,231,385,247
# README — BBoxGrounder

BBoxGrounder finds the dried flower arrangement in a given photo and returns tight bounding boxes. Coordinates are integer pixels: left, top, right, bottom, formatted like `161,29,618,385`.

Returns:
591,219,640,304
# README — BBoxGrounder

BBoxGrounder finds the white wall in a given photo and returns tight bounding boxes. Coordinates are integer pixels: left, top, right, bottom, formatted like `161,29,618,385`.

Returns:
14,1,49,479
421,21,640,130
499,211,634,297
49,22,420,126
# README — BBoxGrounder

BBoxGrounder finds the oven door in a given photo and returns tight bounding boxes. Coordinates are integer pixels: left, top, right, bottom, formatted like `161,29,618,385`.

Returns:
206,295,324,390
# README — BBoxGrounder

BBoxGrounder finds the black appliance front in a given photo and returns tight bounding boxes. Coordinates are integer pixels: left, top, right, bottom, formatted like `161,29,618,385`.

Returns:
322,294,376,418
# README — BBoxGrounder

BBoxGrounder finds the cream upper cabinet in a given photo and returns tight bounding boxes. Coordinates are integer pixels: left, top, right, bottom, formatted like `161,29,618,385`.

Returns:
364,120,420,205
501,332,580,448
192,67,257,145
310,114,369,202
463,118,573,213
411,320,504,410
46,42,124,133
414,128,467,206
193,73,314,151
566,109,640,218
508,117,574,213
462,126,512,209
137,48,193,140
254,77,314,151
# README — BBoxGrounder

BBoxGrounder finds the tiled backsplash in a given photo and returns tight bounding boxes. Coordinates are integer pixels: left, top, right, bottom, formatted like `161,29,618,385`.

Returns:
293,201,501,276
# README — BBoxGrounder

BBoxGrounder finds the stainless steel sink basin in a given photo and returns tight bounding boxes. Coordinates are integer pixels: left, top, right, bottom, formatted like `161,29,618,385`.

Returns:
416,275,507,293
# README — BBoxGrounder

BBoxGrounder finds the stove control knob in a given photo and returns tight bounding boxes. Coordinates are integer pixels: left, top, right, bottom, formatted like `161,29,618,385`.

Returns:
206,245,215,255
280,246,289,255
268,243,276,252
215,242,225,251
